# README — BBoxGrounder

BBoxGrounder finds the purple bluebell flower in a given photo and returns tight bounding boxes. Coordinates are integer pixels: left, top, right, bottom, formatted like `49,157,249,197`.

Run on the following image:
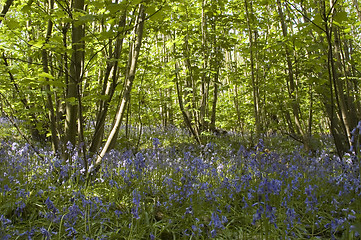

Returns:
210,211,224,229
0,215,11,226
45,197,58,214
65,226,77,237
40,227,56,240
3,184,10,193
185,206,193,215
131,207,140,219
15,200,26,217
153,138,160,148
132,190,141,206
210,229,217,238
252,205,264,225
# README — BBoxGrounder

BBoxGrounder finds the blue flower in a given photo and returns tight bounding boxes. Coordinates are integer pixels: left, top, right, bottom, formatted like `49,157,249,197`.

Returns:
15,200,26,217
115,210,122,217
153,138,160,148
131,206,140,219
3,184,11,193
210,211,224,229
66,226,77,237
132,190,141,206
185,206,193,215
210,229,217,238
252,205,264,225
40,227,56,240
285,208,296,229
0,215,11,226
45,197,58,214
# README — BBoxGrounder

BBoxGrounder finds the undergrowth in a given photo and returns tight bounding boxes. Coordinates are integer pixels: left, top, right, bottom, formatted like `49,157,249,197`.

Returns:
0,125,361,239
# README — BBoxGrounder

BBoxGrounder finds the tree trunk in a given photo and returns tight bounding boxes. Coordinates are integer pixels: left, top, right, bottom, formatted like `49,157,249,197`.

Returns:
65,0,85,147
276,0,309,151
245,0,261,138
41,0,59,153
322,0,350,155
89,13,127,155
94,4,146,167
210,68,219,131
199,0,210,132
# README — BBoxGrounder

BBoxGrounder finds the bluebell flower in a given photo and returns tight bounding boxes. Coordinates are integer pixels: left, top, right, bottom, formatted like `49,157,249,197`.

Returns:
153,138,160,148
134,152,145,172
40,227,56,240
357,120,361,130
66,141,74,151
304,184,318,212
305,185,314,196
131,207,140,219
115,210,122,217
210,229,217,238
15,200,26,217
210,211,224,229
185,206,193,215
65,203,83,224
37,189,44,196
150,233,155,240
45,197,58,214
132,190,141,206
66,226,77,237
252,205,264,225
0,215,11,226
3,184,10,193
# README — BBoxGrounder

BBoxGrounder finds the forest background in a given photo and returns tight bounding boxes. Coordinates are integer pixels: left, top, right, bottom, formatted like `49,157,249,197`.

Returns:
0,0,361,169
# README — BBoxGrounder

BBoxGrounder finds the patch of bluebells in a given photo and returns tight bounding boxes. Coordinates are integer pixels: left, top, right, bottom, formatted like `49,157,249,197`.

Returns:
0,133,360,239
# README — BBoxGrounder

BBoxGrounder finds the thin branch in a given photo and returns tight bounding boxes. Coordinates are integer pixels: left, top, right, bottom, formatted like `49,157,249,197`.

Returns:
0,92,46,162
284,0,326,33
0,0,14,24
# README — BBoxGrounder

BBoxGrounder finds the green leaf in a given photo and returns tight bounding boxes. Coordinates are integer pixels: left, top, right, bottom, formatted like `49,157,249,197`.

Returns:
334,10,348,24
38,72,55,79
6,18,20,30
66,97,77,106
46,80,66,88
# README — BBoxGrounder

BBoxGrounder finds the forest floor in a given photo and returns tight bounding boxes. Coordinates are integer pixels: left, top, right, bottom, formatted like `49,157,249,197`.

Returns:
0,123,361,239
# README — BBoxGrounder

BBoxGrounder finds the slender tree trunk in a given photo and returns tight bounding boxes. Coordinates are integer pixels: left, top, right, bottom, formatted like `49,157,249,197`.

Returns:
89,13,127,155
353,0,361,22
277,0,309,151
41,0,59,153
65,0,85,147
322,0,350,154
94,4,146,167
2,51,47,142
245,0,261,138
210,68,219,131
333,26,357,145
175,68,202,144
199,0,209,132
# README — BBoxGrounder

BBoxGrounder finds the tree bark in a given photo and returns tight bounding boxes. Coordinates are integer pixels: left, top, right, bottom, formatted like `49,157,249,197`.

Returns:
65,0,85,148
245,0,261,138
277,0,309,151
89,12,127,155
41,0,59,154
94,4,146,167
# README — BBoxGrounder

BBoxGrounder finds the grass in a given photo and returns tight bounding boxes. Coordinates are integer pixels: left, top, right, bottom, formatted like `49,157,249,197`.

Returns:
0,125,361,239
